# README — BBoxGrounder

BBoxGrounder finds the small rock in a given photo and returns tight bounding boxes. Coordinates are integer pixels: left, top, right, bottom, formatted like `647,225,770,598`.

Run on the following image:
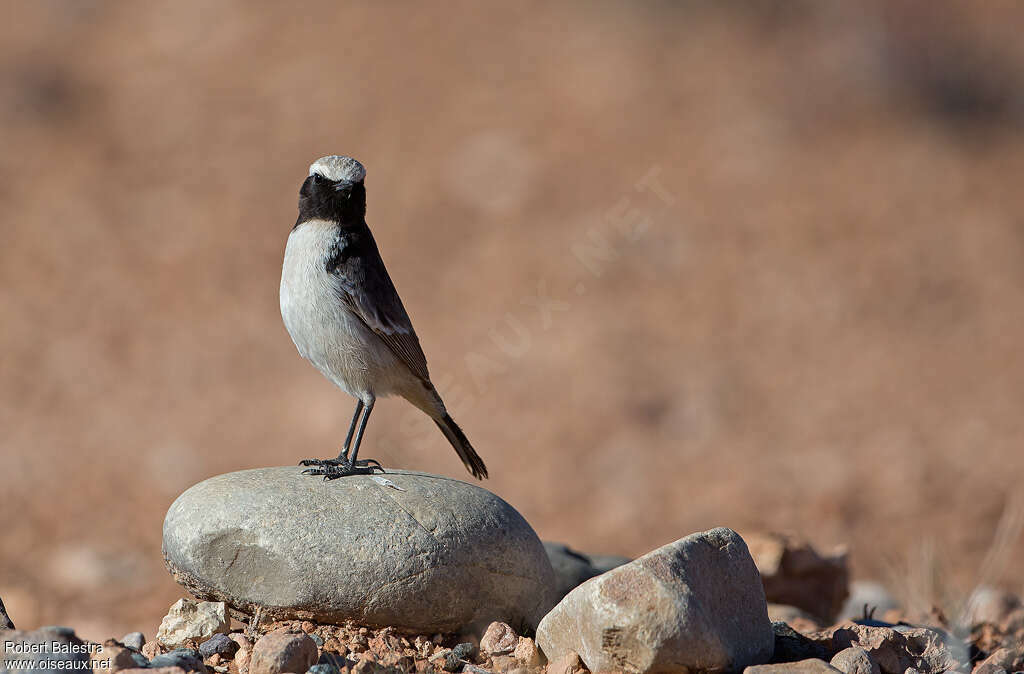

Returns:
120,668,187,674
249,632,318,674
200,634,239,659
545,651,583,674
307,664,341,674
480,622,518,655
308,634,324,648
121,632,146,652
772,622,828,663
0,596,14,629
444,643,475,671
513,637,543,667
149,648,206,672
156,598,230,649
746,532,849,624
745,659,842,673
830,647,879,674
162,468,559,633
537,527,774,673
142,642,163,659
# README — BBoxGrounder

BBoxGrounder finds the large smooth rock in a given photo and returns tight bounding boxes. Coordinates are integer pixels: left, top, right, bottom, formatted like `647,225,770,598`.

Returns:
536,527,774,673
162,467,558,633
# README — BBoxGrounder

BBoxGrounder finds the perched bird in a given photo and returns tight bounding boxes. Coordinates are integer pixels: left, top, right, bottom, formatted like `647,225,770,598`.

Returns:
280,155,488,480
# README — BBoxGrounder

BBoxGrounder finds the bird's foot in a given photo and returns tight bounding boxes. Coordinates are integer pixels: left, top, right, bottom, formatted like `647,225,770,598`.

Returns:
299,457,384,480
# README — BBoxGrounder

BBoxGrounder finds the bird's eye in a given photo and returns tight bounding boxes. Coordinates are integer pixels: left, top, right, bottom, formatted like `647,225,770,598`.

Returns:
311,173,323,184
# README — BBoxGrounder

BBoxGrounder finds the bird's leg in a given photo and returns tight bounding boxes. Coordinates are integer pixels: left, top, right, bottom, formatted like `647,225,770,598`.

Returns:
347,397,380,470
300,397,382,479
337,399,365,460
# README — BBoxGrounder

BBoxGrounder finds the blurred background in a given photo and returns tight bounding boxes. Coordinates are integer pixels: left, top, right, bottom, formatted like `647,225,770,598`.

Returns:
3,0,1024,641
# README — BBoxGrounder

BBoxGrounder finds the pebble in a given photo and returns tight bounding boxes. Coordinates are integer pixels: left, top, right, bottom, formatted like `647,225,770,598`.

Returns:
156,598,230,649
121,632,146,652
199,633,239,659
249,632,319,674
479,622,517,655
829,646,879,674
149,648,206,672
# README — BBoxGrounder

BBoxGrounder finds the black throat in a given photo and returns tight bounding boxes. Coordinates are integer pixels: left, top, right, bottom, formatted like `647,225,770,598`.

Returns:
295,175,367,228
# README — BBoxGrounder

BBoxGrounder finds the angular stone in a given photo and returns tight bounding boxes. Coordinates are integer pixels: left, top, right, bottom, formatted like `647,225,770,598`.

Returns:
199,633,238,659
156,599,229,649
163,468,558,633
248,633,318,674
120,632,146,652
514,637,543,667
830,646,879,674
480,622,518,656
537,527,774,673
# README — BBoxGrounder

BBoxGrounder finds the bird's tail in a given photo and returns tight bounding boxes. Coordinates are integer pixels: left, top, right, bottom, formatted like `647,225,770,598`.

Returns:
434,413,488,480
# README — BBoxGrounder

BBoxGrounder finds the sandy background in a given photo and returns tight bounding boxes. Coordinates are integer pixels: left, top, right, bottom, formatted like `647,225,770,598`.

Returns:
3,1,1024,641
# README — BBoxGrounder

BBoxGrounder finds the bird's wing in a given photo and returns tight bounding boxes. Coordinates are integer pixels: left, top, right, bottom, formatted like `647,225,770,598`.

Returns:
330,233,431,382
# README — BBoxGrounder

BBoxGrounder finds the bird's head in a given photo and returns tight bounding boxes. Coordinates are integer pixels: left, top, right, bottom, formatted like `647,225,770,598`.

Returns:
298,155,367,224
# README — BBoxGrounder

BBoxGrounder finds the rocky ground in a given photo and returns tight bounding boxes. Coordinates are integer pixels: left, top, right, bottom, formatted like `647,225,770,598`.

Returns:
3,531,1022,674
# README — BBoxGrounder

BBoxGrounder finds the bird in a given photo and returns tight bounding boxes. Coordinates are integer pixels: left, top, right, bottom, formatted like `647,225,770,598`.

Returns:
279,155,488,480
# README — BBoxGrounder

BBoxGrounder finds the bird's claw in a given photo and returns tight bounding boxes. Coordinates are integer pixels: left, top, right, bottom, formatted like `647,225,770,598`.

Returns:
299,457,384,480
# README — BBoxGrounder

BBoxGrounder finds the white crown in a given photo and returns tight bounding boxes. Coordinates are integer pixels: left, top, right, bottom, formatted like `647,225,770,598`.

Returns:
309,155,366,183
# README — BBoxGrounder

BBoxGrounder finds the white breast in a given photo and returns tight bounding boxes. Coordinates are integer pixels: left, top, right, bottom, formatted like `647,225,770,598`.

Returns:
280,219,383,398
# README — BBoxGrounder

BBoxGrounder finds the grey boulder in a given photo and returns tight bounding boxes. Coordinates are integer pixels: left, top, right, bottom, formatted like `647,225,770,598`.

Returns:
537,527,774,673
162,467,558,633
